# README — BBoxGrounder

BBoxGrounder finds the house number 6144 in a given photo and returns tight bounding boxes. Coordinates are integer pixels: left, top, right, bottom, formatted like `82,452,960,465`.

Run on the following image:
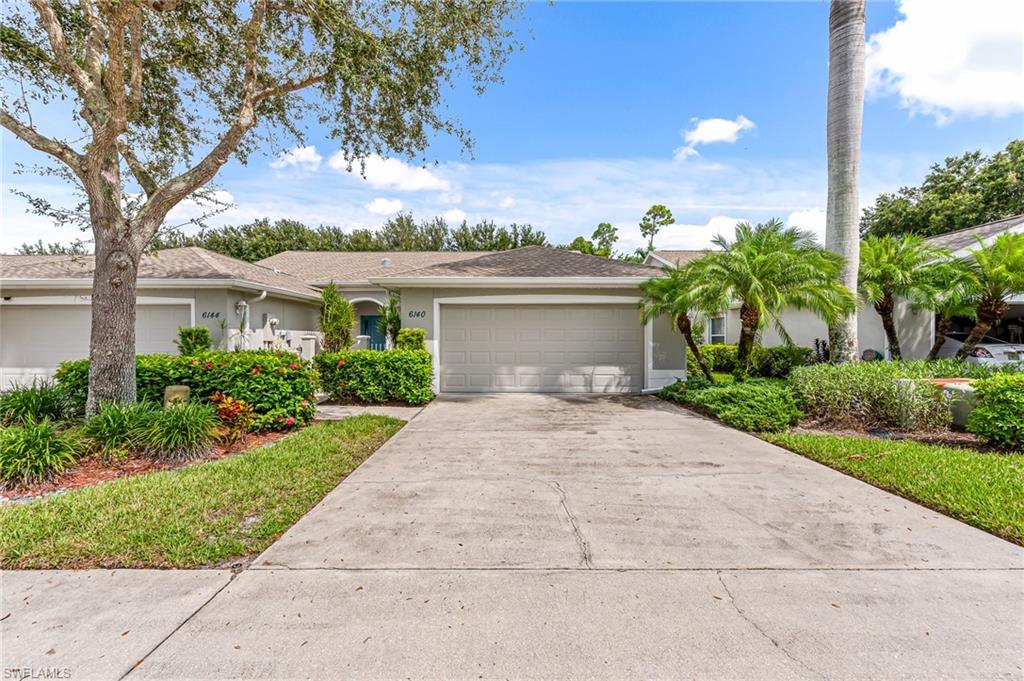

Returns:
407,310,427,318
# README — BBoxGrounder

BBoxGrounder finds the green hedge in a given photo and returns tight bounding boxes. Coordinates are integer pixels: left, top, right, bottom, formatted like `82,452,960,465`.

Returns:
662,379,801,433
55,350,317,431
967,373,1024,450
687,343,811,378
315,350,434,405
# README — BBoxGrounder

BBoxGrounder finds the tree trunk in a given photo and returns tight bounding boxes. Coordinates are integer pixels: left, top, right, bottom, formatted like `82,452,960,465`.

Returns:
956,299,1008,359
86,234,141,413
874,293,901,359
825,0,866,363
677,315,714,382
926,316,952,361
736,304,759,373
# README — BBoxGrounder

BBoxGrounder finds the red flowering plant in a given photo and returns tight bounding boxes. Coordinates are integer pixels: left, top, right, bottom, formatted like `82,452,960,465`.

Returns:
209,391,255,445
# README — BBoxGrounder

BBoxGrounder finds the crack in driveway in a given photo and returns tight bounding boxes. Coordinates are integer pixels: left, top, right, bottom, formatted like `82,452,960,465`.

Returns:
549,481,594,569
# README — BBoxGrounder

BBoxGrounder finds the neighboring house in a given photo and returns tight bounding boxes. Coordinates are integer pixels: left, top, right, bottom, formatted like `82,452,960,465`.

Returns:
0,247,320,386
644,213,1024,358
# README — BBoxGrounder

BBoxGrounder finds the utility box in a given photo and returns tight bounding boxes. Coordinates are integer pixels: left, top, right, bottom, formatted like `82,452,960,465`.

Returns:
164,385,190,407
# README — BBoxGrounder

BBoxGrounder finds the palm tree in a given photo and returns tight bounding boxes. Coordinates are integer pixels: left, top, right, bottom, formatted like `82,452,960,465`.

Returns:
914,260,979,360
639,265,715,382
695,219,857,372
825,0,867,363
955,233,1024,359
858,235,949,359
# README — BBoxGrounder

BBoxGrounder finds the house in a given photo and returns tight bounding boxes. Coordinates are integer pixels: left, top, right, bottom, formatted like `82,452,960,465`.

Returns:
644,213,1024,358
1,245,685,393
0,247,321,386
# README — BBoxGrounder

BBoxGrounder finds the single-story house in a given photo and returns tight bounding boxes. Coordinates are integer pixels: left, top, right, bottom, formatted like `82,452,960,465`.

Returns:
0,247,321,386
645,213,1024,358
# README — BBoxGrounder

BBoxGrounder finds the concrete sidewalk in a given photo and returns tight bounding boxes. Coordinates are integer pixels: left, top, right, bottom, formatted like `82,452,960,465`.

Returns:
3,394,1022,679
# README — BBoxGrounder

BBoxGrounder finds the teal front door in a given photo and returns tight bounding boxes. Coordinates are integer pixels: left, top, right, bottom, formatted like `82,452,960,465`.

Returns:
360,315,386,350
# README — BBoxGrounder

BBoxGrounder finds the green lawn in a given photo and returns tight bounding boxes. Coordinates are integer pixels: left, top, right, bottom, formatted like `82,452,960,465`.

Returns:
764,432,1024,545
0,415,403,569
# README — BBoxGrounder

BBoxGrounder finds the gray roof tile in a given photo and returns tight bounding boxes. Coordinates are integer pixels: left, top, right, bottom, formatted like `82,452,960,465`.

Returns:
257,250,492,285
924,214,1024,252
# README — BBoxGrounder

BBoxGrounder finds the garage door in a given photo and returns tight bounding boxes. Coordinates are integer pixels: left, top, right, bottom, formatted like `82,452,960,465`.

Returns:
1,304,190,385
439,304,643,393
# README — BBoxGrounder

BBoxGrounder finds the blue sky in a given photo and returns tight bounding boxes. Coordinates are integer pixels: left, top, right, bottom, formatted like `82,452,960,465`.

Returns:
3,0,1023,252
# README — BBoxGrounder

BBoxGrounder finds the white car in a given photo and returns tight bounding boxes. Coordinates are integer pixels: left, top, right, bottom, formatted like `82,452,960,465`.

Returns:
936,332,1024,366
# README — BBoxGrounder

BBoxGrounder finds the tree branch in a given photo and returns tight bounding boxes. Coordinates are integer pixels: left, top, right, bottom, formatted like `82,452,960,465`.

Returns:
254,71,327,101
0,109,83,172
118,141,157,196
29,0,97,104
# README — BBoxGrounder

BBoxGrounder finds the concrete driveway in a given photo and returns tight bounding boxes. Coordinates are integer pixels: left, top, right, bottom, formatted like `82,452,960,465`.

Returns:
4,394,1023,679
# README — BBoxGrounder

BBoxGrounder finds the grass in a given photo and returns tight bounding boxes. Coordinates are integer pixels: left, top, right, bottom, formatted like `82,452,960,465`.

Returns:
0,415,403,569
764,432,1024,545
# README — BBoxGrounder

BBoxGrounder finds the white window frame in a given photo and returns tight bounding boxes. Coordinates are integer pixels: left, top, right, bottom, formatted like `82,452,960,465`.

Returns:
707,315,727,345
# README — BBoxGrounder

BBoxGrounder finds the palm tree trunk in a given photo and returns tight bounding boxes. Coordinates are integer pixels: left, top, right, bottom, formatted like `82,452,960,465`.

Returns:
825,0,866,363
956,299,1008,359
874,293,901,359
926,315,952,361
677,315,715,382
736,304,759,372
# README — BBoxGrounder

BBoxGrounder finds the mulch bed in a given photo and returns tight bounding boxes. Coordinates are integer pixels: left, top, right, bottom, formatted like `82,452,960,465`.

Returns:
1,431,287,504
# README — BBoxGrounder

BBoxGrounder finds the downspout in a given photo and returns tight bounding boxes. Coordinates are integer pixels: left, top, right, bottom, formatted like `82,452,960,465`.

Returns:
235,290,267,349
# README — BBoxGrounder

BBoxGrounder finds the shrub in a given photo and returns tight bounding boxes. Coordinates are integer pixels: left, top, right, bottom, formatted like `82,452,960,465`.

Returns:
683,382,801,433
175,326,213,355
395,328,427,351
749,345,813,378
139,402,217,462
660,375,712,403
786,360,990,431
315,350,434,404
319,283,355,352
0,420,79,486
0,380,75,425
55,350,317,431
967,373,1024,449
209,392,255,444
83,401,160,452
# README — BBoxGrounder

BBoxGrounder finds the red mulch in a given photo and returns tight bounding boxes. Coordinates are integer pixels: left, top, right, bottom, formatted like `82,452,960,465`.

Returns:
2,431,287,503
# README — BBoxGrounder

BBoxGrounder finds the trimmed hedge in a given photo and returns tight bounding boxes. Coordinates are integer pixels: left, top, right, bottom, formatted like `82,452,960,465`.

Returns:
662,379,801,433
967,373,1024,450
395,328,427,351
315,350,434,405
687,343,812,378
55,350,317,431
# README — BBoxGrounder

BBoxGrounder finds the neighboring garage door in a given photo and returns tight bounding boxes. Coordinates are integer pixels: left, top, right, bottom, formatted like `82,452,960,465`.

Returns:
0,304,190,385
439,304,643,393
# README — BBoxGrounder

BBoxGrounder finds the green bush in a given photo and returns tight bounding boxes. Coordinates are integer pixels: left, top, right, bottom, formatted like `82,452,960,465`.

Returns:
395,328,427,351
0,380,75,425
659,376,712,402
83,401,160,451
175,326,213,355
139,402,217,462
749,345,813,378
683,382,801,433
55,350,317,431
967,373,1024,450
787,360,997,431
687,343,738,376
0,420,79,486
315,350,434,404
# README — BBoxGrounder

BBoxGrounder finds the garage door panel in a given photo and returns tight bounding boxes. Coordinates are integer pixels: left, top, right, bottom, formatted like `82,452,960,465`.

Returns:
440,304,643,394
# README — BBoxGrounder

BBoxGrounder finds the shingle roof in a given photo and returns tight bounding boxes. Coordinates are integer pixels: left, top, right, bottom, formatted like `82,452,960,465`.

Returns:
371,246,661,280
1,247,320,298
648,249,709,266
924,214,1024,253
256,250,492,285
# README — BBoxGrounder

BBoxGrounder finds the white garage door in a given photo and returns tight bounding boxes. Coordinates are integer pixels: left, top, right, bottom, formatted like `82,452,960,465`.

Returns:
1,304,191,386
439,304,644,393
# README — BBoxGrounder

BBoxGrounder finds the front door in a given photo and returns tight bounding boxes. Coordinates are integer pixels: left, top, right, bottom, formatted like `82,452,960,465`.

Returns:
360,315,386,350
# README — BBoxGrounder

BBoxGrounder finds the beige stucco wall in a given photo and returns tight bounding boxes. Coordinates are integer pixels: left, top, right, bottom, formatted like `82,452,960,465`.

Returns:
722,300,933,359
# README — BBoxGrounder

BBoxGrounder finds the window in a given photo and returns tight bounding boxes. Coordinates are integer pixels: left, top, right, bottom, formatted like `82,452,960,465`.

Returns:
708,316,726,344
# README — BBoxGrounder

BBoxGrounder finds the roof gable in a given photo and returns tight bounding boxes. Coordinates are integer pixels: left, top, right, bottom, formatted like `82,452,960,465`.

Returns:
924,214,1024,253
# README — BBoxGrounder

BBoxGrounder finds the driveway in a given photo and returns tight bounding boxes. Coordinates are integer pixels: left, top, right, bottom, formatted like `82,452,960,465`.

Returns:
5,395,1023,679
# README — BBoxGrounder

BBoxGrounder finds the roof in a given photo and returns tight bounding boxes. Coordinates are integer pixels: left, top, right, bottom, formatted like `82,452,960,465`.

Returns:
0,247,320,299
369,246,660,285
256,250,492,286
923,214,1024,253
646,250,709,267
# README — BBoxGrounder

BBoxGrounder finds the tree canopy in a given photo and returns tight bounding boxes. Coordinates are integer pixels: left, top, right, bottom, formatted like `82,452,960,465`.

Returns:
861,140,1024,239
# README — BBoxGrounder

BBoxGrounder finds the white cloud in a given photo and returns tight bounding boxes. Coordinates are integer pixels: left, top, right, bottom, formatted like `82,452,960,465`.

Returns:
866,0,1024,122
270,145,322,172
442,208,468,223
438,191,463,205
329,153,451,192
674,115,755,161
497,195,516,209
165,189,235,223
364,197,403,215
619,216,745,252
786,208,827,243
